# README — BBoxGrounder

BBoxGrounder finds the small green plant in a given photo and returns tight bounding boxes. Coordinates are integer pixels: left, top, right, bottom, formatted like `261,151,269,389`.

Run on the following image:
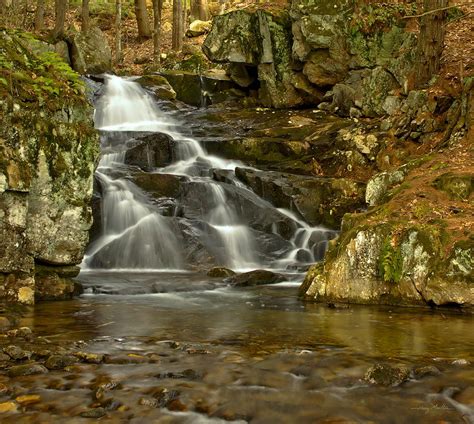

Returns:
378,237,403,283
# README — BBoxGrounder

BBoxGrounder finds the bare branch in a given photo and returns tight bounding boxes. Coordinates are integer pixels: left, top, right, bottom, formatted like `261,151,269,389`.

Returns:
403,3,472,19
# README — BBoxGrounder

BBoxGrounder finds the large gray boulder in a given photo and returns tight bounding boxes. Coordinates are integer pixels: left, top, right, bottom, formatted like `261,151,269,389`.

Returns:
70,27,112,74
0,31,99,304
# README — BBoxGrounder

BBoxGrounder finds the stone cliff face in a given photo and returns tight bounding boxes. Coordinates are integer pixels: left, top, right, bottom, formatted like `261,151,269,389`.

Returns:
203,1,416,111
0,30,99,304
301,80,473,311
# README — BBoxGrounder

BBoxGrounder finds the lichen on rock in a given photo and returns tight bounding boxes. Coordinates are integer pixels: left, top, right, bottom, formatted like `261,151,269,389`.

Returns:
0,30,99,304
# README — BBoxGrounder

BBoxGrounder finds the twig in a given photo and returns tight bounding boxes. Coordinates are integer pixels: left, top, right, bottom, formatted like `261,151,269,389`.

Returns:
402,3,472,19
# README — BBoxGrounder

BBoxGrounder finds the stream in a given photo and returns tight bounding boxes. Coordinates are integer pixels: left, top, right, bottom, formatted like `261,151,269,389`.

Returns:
1,76,473,423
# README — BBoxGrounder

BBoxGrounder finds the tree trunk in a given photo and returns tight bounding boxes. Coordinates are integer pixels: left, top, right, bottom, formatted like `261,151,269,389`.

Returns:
152,0,163,64
416,0,448,87
52,0,68,38
172,0,183,51
115,0,122,64
134,0,152,39
191,0,209,21
81,0,90,32
197,0,209,21
35,0,45,31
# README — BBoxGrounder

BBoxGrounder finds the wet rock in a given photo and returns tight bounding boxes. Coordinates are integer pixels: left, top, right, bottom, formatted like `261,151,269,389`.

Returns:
75,351,104,364
100,398,122,411
80,407,107,418
3,345,31,361
207,267,236,278
124,133,175,171
45,354,78,370
452,359,470,366
15,394,41,405
35,265,82,301
364,363,410,386
131,172,185,200
6,326,32,338
227,270,285,287
156,369,202,380
139,397,159,408
135,75,177,101
235,167,365,229
69,27,112,74
152,388,181,408
8,364,48,377
413,366,441,378
0,401,17,413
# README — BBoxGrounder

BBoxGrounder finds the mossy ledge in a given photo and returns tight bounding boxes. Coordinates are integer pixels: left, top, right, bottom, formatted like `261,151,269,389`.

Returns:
0,29,100,304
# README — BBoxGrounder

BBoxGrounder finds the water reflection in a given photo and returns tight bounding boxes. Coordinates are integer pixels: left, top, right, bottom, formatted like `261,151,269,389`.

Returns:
23,272,474,361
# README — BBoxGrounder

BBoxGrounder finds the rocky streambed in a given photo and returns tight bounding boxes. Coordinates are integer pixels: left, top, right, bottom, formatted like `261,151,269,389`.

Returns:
0,274,473,423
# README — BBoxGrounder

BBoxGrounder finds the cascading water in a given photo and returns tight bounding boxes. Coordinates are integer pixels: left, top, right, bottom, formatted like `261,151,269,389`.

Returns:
83,75,336,272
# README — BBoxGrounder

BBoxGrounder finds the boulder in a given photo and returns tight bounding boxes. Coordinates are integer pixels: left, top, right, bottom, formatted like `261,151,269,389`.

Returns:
160,70,237,107
226,270,285,287
135,75,177,101
365,363,410,386
207,267,236,278
0,31,99,304
70,27,112,74
124,133,175,170
203,8,319,108
301,221,474,310
235,168,365,229
186,20,212,37
131,172,185,200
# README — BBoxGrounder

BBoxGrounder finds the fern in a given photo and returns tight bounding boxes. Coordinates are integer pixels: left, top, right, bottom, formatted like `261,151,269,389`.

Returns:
378,237,403,284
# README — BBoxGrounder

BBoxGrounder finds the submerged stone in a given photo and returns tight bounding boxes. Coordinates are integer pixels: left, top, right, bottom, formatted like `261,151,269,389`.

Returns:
227,270,285,287
365,363,410,386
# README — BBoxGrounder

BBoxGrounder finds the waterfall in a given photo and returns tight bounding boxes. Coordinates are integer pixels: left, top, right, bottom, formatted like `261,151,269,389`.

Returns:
83,75,336,273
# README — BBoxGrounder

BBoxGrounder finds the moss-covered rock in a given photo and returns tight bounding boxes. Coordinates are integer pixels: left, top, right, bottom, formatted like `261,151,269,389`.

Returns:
69,27,112,75
0,30,99,304
203,7,319,108
235,167,365,229
301,140,474,311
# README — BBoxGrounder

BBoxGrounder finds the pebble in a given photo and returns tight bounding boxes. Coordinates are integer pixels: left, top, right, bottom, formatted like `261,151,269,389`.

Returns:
0,401,17,413
74,351,104,364
8,364,48,377
3,345,31,361
365,363,410,386
452,359,470,366
80,407,107,418
138,397,159,408
413,365,441,378
7,327,32,338
15,394,41,405
45,355,78,370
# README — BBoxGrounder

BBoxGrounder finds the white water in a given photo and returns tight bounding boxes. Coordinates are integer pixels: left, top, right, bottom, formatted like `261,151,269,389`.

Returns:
83,75,336,272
